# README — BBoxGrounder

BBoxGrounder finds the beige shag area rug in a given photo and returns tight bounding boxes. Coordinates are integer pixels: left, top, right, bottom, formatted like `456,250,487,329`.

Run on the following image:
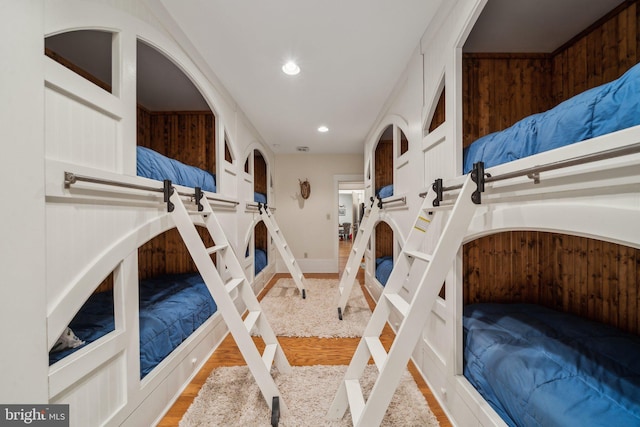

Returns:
180,365,439,427
257,278,371,338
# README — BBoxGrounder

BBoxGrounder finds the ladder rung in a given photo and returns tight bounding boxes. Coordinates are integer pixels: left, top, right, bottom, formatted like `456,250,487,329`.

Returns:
352,247,357,253
364,336,387,371
244,310,260,332
404,250,432,262
345,266,351,275
262,343,277,370
339,286,344,295
225,278,244,294
187,209,209,216
345,379,365,425
385,293,410,317
206,243,228,255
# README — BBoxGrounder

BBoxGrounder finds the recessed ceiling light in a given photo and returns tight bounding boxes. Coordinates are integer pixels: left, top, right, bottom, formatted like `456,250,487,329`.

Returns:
282,61,300,76
317,125,329,133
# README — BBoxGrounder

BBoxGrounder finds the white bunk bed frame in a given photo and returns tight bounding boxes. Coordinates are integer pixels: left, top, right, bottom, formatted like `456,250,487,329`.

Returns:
420,127,640,427
42,2,275,425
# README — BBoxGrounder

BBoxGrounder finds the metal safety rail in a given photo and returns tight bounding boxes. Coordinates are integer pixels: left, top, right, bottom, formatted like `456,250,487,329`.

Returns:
64,171,240,206
419,141,640,199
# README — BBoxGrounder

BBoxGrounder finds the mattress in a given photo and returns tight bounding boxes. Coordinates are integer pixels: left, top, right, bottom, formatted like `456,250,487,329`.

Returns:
463,62,640,173
375,256,393,286
255,248,268,276
463,303,640,426
49,273,217,378
136,146,216,192
376,184,394,199
254,192,267,204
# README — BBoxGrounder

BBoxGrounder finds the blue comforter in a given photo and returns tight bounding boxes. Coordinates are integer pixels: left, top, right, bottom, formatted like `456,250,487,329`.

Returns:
376,184,394,199
255,248,268,275
254,192,267,204
137,146,216,192
49,273,217,378
375,256,393,286
463,303,640,426
463,62,640,173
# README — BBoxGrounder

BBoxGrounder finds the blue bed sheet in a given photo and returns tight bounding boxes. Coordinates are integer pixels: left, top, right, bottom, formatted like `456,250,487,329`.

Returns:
255,248,268,276
375,256,393,286
463,62,640,173
463,303,640,427
254,192,267,204
376,184,394,199
137,146,216,192
49,273,217,378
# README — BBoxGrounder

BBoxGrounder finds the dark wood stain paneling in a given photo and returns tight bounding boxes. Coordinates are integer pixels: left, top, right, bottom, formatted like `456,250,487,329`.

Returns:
138,227,215,281
375,221,393,259
147,112,216,174
462,54,553,148
375,138,393,192
428,86,446,133
255,221,268,252
464,232,640,335
254,150,268,196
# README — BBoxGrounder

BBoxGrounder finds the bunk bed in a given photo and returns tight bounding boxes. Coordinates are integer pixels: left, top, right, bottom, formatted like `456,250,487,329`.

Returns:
136,146,216,193
463,303,640,426
374,125,394,199
452,58,640,426
463,62,640,174
42,19,242,426
374,221,394,286
375,255,393,286
50,273,218,378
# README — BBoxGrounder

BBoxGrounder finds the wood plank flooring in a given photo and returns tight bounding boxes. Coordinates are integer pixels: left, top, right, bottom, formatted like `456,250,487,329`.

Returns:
158,240,452,426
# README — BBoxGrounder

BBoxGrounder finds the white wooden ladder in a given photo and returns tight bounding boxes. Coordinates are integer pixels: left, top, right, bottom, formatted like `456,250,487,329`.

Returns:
326,174,480,426
336,198,381,320
167,184,291,425
258,203,307,299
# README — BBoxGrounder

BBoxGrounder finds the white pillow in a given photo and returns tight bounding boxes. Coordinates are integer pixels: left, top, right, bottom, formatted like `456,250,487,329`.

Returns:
51,327,85,353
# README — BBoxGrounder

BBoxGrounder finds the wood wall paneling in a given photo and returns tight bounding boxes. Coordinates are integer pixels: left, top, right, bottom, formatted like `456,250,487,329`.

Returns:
462,54,553,148
375,221,393,259
138,226,215,281
254,150,268,196
255,221,268,251
463,232,640,335
428,86,446,133
374,139,393,191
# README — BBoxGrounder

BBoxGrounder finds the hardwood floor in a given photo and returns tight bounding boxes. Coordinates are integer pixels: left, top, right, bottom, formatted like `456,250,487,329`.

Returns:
158,239,451,426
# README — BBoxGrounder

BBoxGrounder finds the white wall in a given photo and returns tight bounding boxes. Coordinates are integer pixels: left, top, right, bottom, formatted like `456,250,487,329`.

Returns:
274,153,363,273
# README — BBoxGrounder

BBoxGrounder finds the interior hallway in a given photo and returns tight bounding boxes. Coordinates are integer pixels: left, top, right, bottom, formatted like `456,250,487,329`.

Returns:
158,239,451,426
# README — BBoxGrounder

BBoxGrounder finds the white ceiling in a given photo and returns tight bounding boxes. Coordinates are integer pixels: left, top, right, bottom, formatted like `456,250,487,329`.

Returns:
47,1,625,155
154,0,445,154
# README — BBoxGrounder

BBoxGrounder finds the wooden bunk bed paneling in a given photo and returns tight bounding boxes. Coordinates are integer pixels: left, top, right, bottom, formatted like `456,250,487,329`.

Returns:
254,150,268,197
374,126,394,198
375,221,394,286
464,231,640,334
137,108,216,174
